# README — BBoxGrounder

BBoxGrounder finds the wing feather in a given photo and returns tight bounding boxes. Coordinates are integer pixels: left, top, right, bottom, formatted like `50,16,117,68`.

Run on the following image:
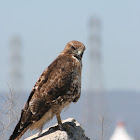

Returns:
22,55,75,124
10,55,75,139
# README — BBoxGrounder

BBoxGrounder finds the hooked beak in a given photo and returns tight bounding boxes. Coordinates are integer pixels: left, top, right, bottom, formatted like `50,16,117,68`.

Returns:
77,50,83,59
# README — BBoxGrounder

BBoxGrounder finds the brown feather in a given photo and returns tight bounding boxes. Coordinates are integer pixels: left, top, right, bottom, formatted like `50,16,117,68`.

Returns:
9,40,85,139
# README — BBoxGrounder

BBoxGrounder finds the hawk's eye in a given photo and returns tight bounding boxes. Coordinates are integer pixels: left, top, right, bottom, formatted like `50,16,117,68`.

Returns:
71,46,76,50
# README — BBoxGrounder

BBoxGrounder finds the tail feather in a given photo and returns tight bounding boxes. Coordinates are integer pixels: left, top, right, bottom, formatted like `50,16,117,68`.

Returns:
9,120,32,140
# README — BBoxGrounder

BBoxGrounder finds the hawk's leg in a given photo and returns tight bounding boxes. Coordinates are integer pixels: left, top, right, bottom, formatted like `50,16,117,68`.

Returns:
48,114,63,131
56,114,63,130
56,113,72,135
38,126,43,136
49,113,72,135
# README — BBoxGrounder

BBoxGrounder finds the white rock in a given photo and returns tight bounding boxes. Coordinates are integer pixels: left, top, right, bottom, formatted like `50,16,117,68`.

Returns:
25,118,90,140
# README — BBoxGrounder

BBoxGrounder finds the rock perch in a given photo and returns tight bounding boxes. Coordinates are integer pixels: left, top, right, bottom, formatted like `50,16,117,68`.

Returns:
25,118,90,140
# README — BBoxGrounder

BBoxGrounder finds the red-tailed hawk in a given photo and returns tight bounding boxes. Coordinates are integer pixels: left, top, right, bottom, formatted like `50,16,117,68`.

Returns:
9,40,86,140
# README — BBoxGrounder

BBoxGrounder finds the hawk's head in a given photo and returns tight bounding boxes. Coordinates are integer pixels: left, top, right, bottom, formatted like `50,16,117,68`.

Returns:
62,40,86,60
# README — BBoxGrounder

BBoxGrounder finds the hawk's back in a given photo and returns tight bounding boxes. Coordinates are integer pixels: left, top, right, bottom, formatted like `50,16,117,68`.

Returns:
9,40,85,140
30,53,82,130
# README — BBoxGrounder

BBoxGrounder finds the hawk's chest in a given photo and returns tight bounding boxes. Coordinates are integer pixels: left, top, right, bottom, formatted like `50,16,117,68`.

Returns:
70,56,82,94
72,56,82,74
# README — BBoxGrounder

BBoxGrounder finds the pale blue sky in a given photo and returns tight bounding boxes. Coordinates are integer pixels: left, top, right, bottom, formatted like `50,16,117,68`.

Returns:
0,0,140,92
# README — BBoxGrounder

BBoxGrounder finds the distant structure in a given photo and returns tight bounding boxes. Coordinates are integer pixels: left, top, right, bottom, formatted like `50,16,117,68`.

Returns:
110,122,134,140
9,35,23,93
88,16,103,92
83,17,107,140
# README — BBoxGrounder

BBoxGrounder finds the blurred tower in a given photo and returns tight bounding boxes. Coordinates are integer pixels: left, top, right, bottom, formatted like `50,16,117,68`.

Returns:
89,17,103,92
9,35,23,93
83,17,107,140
